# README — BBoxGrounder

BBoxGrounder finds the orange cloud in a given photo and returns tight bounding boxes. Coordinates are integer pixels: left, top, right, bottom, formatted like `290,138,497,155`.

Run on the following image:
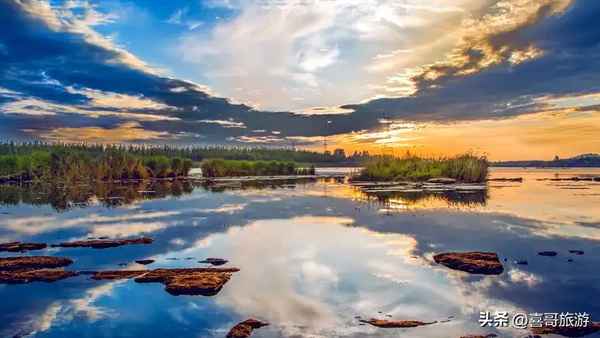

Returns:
27,122,170,143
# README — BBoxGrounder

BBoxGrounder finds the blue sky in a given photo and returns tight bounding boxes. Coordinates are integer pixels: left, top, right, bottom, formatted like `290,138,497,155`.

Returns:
1,0,600,159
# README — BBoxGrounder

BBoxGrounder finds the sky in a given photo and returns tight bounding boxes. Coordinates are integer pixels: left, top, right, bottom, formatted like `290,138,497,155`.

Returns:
0,0,599,160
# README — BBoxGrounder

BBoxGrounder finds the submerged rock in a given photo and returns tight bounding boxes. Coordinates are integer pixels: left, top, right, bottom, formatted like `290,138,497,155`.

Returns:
427,177,457,184
0,242,47,252
199,258,228,266
226,319,269,338
569,250,585,255
531,322,600,337
516,260,528,265
53,237,153,249
538,251,558,257
135,267,239,296
0,256,73,271
433,252,504,275
91,270,148,280
91,267,240,296
135,259,155,265
487,177,523,182
359,318,436,328
0,269,78,284
52,237,153,249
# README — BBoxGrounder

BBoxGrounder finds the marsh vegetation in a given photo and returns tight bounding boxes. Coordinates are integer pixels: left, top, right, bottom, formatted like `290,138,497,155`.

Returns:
353,153,489,183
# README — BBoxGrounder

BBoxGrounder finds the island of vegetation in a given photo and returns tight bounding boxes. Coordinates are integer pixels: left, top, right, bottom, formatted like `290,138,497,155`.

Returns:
200,159,315,177
352,153,488,183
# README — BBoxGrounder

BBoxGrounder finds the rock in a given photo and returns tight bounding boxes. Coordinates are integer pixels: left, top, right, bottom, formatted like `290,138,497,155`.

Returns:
433,252,504,275
0,242,47,252
0,256,73,271
199,258,228,266
427,177,457,184
135,259,155,265
568,258,574,262
538,251,558,257
226,319,269,338
53,237,153,249
516,260,528,265
359,318,436,328
0,269,78,284
91,267,241,296
91,270,148,280
487,177,523,182
569,250,584,255
135,267,239,296
531,322,600,337
460,335,497,338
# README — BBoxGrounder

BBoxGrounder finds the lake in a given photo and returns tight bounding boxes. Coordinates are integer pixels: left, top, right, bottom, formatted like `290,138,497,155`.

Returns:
0,168,598,338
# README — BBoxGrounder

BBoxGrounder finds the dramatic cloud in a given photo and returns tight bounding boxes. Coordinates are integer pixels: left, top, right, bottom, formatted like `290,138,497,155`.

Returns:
1,0,600,158
31,121,170,143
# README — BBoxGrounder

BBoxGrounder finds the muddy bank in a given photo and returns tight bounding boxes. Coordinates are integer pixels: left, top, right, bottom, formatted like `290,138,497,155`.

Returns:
531,322,600,337
0,242,47,252
433,252,504,275
90,267,240,296
199,258,228,266
0,269,78,284
226,319,269,338
53,237,153,249
0,256,73,271
359,318,435,328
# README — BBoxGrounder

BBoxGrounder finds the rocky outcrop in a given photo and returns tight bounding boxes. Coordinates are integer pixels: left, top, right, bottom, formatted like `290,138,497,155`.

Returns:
433,252,504,275
538,251,558,257
90,267,240,296
0,242,47,252
569,250,585,255
427,177,457,184
531,322,600,337
359,319,436,328
0,269,78,284
0,256,73,271
53,237,153,249
198,258,228,266
135,267,239,296
226,319,269,338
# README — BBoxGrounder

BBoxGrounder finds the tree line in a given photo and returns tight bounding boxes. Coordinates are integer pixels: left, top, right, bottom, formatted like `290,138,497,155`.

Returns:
0,142,371,164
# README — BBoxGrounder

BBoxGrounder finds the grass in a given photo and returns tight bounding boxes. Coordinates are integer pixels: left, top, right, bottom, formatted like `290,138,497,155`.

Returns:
0,150,193,182
353,153,488,183
200,159,315,177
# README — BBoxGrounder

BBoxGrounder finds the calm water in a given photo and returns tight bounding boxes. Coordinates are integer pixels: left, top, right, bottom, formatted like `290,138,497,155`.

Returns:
0,168,599,338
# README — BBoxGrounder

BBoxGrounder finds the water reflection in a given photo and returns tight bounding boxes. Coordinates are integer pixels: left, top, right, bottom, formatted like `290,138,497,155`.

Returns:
363,189,488,210
0,180,195,211
0,168,598,337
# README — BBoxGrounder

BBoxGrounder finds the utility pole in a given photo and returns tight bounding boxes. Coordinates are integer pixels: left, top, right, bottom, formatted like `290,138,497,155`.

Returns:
323,120,332,154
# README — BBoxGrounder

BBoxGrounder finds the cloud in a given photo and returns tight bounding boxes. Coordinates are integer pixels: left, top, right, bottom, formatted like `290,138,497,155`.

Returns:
177,0,485,112
2,0,600,159
198,119,246,128
29,121,170,143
